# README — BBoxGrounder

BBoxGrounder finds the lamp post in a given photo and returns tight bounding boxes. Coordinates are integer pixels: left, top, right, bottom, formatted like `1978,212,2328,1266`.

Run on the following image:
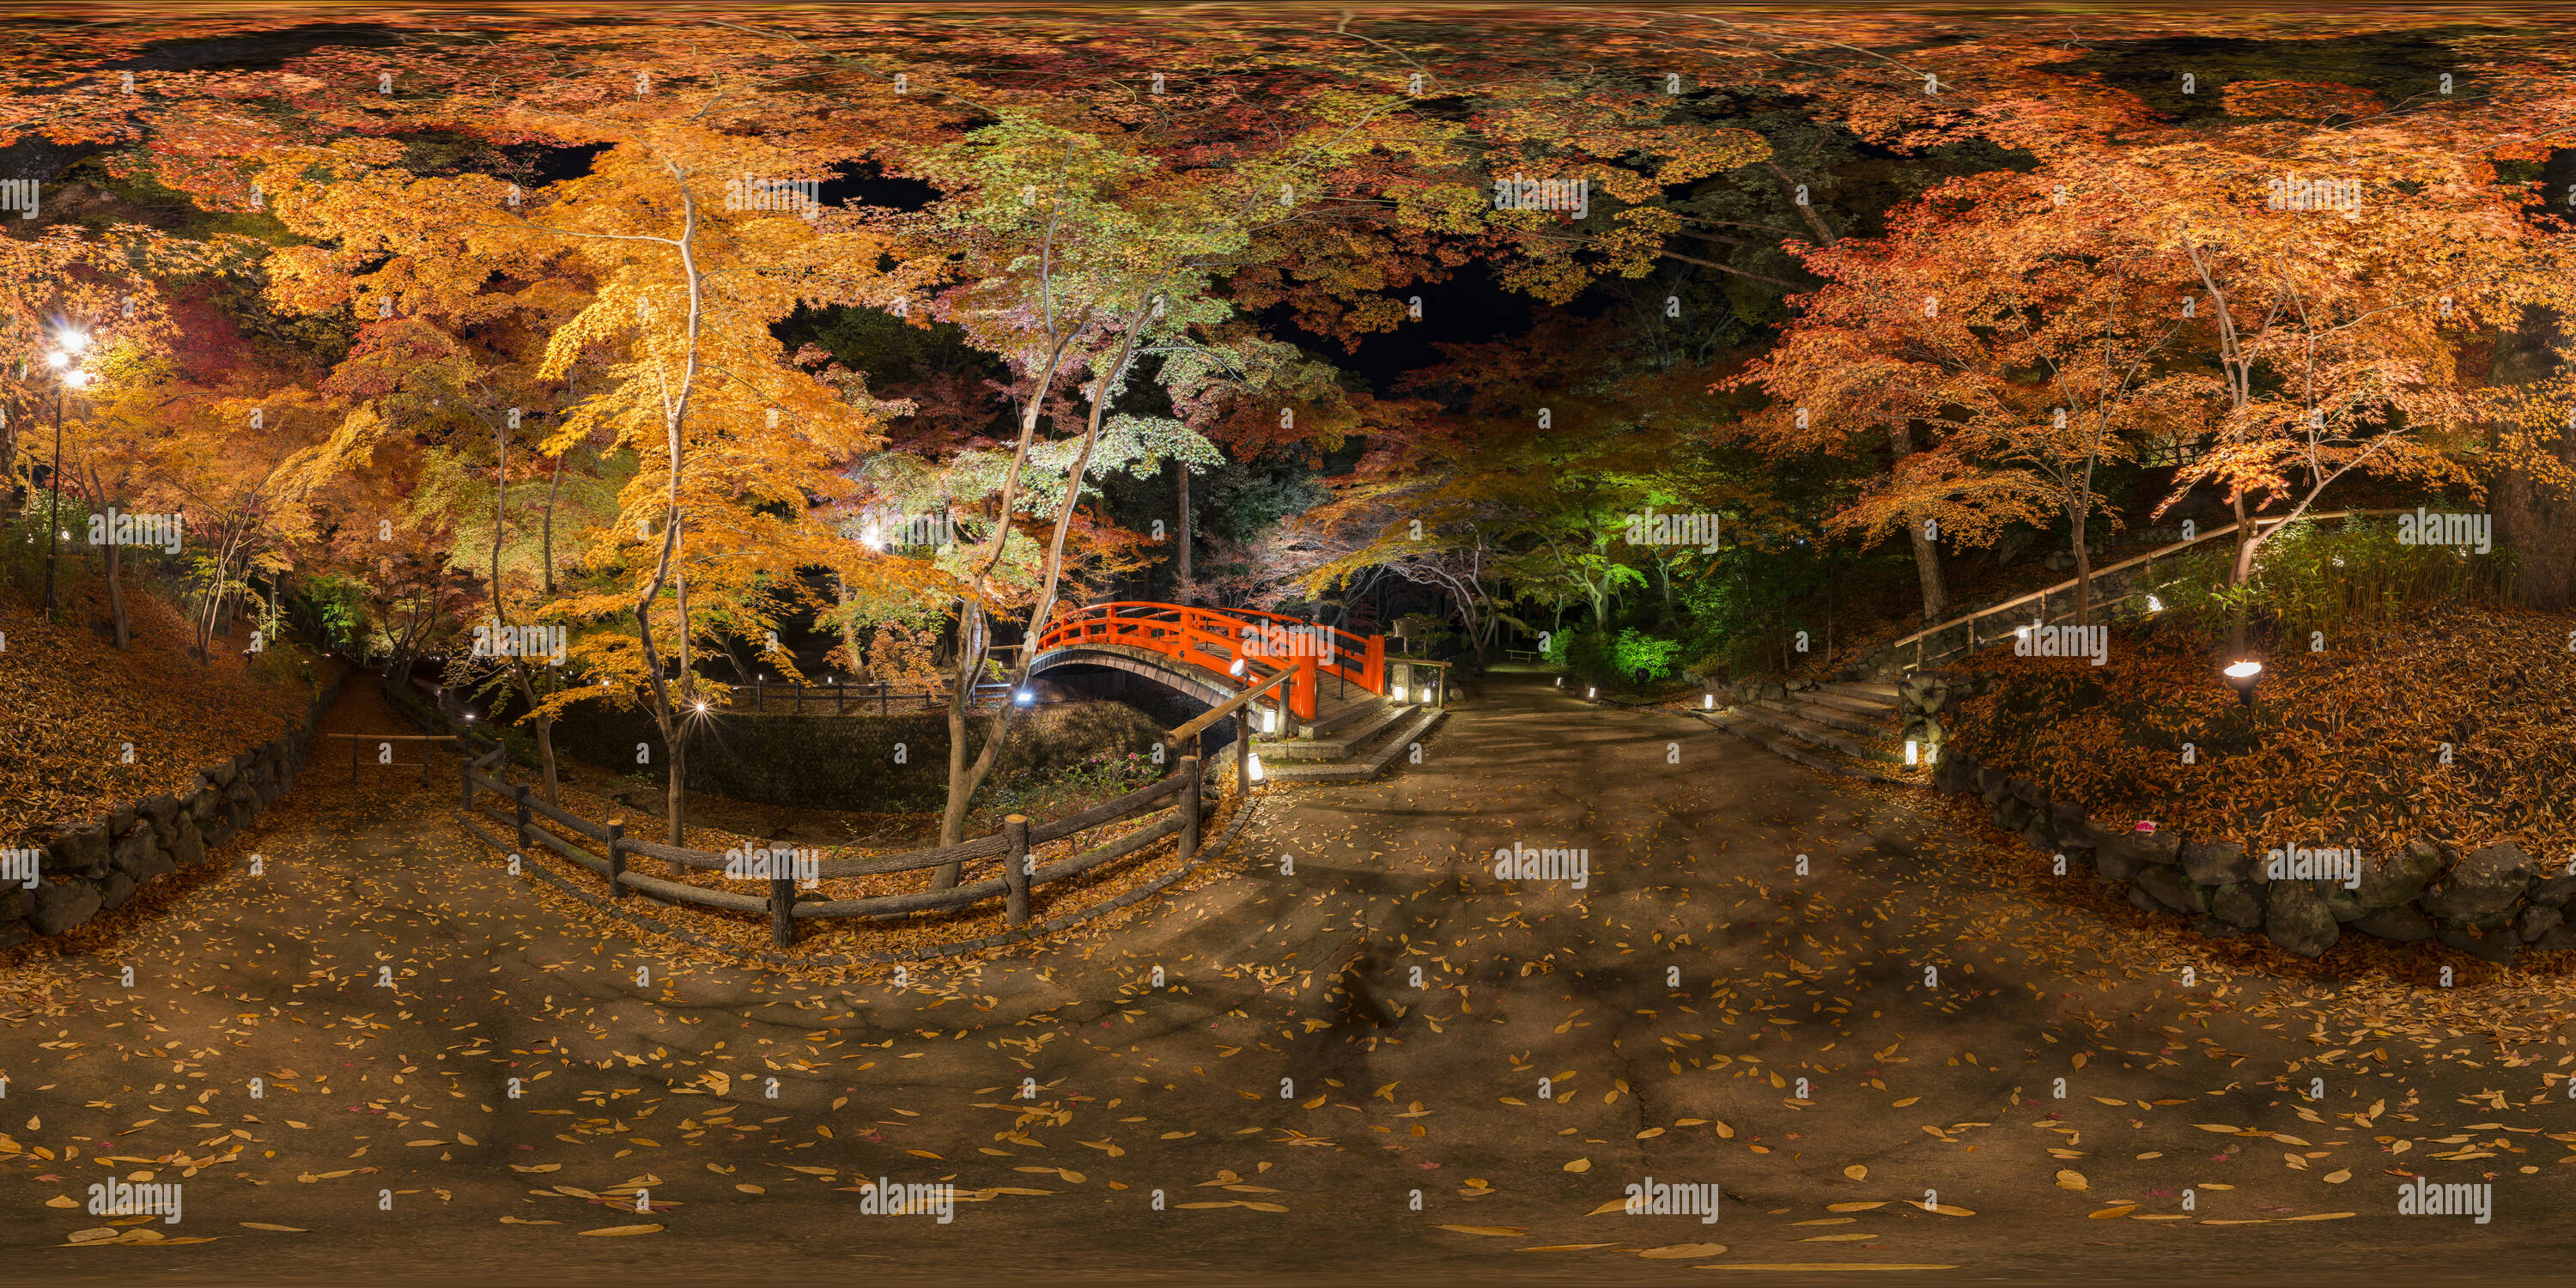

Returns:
39,330,88,619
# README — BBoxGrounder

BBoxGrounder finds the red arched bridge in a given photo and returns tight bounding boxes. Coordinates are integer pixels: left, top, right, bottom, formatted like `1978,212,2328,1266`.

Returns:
1028,603,1448,781
1030,602,1384,723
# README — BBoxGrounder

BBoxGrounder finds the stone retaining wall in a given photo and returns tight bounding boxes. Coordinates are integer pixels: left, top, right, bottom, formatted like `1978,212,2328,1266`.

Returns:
1,673,343,948
1929,740,2574,963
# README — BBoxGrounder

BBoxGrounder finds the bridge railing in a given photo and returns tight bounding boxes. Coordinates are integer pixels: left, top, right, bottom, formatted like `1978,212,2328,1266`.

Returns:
449,721,1235,946
1032,602,1384,721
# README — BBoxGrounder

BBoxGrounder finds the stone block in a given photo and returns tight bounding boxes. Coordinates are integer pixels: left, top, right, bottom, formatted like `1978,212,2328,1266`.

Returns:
2351,903,2435,943
31,881,102,936
2422,843,2533,920
2264,881,2339,958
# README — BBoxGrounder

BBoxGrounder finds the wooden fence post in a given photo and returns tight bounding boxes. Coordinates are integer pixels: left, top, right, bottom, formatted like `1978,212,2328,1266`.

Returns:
1178,755,1201,864
1234,710,1252,798
1005,814,1032,927
769,876,796,947
605,821,628,901
460,746,472,813
513,785,532,854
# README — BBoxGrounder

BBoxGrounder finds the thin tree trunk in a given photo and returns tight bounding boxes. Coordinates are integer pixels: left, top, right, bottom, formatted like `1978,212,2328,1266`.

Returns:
2227,493,2255,658
2069,503,2093,628
1176,462,1193,602
104,529,128,648
1889,423,1947,621
542,450,563,598
937,301,1155,878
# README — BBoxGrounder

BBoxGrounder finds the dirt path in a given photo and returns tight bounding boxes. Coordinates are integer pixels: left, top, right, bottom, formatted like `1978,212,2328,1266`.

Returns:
0,673,2567,1284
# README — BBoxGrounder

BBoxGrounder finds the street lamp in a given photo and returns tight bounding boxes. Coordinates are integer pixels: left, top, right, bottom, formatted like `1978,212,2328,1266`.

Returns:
2223,660,2263,708
40,330,93,619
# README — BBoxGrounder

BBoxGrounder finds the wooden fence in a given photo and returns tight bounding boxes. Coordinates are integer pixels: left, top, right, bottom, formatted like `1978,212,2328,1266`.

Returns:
1885,508,2410,672
449,667,1291,945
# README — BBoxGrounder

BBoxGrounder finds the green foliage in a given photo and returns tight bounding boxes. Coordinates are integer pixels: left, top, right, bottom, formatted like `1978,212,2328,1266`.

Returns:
1540,626,1577,665
979,749,1164,832
1612,627,1686,682
297,572,367,653
2140,513,2521,643
1,489,94,605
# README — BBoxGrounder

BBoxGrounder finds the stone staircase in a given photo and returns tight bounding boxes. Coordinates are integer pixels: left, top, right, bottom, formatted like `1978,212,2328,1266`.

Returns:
1255,695,1447,783
1704,680,1908,783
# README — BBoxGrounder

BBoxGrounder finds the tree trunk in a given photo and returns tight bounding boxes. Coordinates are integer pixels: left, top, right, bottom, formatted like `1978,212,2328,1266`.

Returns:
2069,503,2092,628
1176,462,1194,603
105,537,128,649
2226,492,2255,658
542,451,563,598
2489,304,2576,611
1889,423,1947,621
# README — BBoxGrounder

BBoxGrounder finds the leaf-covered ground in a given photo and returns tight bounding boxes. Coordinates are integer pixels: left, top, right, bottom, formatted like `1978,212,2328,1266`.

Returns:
0,591,338,845
1946,605,2576,861
3,672,2573,1281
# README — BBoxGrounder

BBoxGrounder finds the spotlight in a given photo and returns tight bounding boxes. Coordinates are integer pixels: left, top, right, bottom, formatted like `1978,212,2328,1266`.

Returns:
1586,686,1596,700
60,329,88,354
1905,739,1920,766
1703,694,1713,708
1261,708,1278,735
64,371,88,390
2223,660,2263,708
694,700,710,713
1246,752,1267,783
2147,595,2163,612
1016,689,1033,706
1229,657,1247,677
44,350,68,369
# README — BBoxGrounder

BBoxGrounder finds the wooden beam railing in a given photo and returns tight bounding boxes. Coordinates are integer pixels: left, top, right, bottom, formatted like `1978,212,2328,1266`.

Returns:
1886,508,2410,672
449,718,1233,945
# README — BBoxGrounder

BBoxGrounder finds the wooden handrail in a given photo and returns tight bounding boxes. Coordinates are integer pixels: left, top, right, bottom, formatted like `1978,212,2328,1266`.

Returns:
1886,508,2410,654
1163,666,1294,749
453,737,1224,945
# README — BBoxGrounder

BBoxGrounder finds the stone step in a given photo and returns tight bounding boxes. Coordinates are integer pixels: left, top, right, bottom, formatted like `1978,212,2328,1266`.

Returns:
1704,712,1900,784
1729,702,1902,762
1261,707,1446,781
1759,694,1894,738
1811,682,1901,713
1261,703,1417,760
1298,694,1388,739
